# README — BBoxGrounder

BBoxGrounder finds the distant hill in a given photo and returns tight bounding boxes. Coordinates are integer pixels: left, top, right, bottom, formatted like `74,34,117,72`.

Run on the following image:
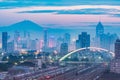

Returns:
0,20,72,38
0,20,43,32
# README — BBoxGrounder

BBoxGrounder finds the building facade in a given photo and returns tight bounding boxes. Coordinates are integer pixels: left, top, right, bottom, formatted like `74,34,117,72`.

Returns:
2,32,8,52
76,32,90,49
60,43,68,56
110,39,120,74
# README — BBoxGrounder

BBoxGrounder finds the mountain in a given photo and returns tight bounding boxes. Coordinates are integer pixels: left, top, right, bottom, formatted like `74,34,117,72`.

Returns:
0,20,72,38
0,20,43,32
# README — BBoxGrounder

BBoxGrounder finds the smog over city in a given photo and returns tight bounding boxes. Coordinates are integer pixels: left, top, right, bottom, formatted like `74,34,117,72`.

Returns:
0,0,120,80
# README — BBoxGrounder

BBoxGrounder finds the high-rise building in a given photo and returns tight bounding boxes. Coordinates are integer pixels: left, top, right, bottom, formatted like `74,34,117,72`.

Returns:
64,33,71,45
60,43,68,56
76,40,80,49
110,39,120,74
30,40,37,50
14,31,20,50
96,22,104,38
56,37,64,52
7,41,14,53
40,40,44,49
94,22,104,48
115,39,120,59
14,31,20,43
100,33,111,50
2,32,8,52
48,36,56,48
76,32,90,49
43,29,48,51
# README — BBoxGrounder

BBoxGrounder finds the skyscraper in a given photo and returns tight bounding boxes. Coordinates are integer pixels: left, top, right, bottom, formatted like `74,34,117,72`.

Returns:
115,39,120,59
64,33,71,45
60,43,68,56
14,31,20,50
94,22,104,48
14,31,20,43
7,41,14,53
76,32,90,49
44,29,48,50
48,36,56,48
56,37,64,52
2,32,8,52
100,33,111,50
110,39,120,74
30,40,37,50
96,22,104,37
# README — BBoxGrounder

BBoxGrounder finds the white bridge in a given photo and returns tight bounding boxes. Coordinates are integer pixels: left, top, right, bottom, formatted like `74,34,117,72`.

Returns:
59,47,114,64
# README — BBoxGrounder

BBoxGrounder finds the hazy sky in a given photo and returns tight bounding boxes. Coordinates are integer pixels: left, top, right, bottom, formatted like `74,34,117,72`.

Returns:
0,0,120,28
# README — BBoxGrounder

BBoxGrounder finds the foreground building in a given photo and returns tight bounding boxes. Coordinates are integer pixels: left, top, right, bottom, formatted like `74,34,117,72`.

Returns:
110,39,120,74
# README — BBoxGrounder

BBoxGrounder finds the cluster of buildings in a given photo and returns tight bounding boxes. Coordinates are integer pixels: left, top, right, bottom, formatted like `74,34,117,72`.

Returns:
0,22,118,58
1,22,120,75
93,22,118,51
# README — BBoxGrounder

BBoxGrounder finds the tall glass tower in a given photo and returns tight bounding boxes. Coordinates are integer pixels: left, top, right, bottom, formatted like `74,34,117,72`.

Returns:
44,29,48,50
96,22,104,37
2,32,8,52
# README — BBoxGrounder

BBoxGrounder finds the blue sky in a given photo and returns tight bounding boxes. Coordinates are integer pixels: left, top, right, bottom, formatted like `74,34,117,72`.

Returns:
0,0,120,28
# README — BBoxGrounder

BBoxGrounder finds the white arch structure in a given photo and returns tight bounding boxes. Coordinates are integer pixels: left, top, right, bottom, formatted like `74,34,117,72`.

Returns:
59,47,115,62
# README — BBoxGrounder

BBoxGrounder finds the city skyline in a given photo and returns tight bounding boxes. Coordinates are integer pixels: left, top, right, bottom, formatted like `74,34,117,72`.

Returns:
0,0,120,80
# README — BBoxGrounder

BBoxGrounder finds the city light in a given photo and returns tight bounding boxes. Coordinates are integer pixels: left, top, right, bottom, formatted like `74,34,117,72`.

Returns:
0,0,120,80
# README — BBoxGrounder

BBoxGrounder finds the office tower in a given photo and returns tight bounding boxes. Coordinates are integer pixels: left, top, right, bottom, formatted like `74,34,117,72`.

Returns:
110,34,118,52
14,31,20,43
2,32,8,52
7,41,14,53
44,29,48,50
96,22,104,38
36,39,40,50
115,39,120,59
40,40,44,49
76,32,90,49
100,33,111,50
76,40,80,49
14,31,20,50
30,40,37,50
48,36,56,48
94,22,104,48
21,39,27,49
110,39,120,74
60,43,68,56
100,33,118,51
56,37,64,52
64,33,71,45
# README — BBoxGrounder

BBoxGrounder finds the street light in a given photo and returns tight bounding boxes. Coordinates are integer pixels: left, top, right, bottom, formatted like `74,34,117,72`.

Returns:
6,56,9,60
1,52,4,56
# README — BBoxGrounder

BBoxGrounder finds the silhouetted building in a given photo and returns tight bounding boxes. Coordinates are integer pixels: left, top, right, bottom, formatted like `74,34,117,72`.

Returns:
48,36,56,48
14,31,20,50
56,37,64,52
43,29,48,51
100,33,111,50
94,22,104,48
110,59,120,74
64,33,71,45
115,39,120,59
2,32,8,52
96,22,104,37
76,32,90,49
110,39,120,74
60,43,68,56
7,41,14,53
30,40,37,50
